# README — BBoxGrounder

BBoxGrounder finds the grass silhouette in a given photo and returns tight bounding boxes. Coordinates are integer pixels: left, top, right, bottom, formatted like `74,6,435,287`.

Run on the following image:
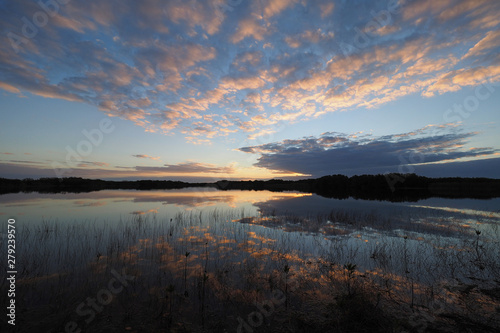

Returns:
1,209,499,332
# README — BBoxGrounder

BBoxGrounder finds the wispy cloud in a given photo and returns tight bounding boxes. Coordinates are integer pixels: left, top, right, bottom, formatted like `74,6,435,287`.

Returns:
77,161,111,168
132,154,160,161
136,162,235,174
6,160,44,164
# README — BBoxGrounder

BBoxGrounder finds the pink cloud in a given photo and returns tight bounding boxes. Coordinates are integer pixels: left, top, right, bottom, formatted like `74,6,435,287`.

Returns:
231,18,268,43
132,154,161,161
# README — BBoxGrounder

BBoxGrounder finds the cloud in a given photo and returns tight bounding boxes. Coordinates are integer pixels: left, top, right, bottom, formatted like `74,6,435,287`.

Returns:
136,162,235,174
6,160,44,164
132,154,160,161
232,51,263,67
424,65,500,96
0,160,236,180
403,0,453,21
0,82,21,94
261,0,298,19
463,30,500,59
219,74,267,91
231,17,268,43
407,156,500,178
0,0,499,144
162,0,227,35
320,3,335,18
438,0,488,21
238,124,499,177
76,161,110,168
284,29,335,48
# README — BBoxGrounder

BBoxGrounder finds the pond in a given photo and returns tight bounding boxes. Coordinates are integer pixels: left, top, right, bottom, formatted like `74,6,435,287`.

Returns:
1,189,499,332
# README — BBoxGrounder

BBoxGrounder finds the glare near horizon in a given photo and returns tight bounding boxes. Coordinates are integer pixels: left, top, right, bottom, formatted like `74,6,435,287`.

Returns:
1,0,500,181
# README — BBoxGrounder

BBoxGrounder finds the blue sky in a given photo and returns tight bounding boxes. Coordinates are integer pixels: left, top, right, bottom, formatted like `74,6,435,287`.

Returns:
1,0,499,181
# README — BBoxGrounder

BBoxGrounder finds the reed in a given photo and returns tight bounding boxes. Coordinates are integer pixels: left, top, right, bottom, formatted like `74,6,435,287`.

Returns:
1,208,499,332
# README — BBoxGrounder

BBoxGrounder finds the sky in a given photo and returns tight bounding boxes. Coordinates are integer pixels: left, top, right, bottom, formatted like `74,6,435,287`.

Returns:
0,0,499,182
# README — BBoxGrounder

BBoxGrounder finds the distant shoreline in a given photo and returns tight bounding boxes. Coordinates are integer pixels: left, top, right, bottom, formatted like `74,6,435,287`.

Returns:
2,174,500,202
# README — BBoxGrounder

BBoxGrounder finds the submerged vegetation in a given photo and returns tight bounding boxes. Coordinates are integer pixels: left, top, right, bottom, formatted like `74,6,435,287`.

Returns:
1,173,500,201
1,208,499,332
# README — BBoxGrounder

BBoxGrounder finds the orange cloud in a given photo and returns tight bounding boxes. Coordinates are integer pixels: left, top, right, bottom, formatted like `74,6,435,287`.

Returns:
163,0,225,35
132,155,161,161
262,0,298,19
438,0,488,21
403,0,453,21
425,65,500,96
231,17,268,43
463,30,500,59
320,2,335,18
0,82,21,94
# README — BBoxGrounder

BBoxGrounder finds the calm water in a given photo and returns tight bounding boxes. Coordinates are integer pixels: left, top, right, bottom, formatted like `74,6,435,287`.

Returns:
1,189,500,331
2,188,499,276
2,188,499,236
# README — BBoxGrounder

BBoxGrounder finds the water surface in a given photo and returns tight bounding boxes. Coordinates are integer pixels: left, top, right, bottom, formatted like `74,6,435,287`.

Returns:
1,189,499,332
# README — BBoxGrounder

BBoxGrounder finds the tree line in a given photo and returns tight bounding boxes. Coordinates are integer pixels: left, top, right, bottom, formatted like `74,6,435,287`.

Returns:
1,174,500,201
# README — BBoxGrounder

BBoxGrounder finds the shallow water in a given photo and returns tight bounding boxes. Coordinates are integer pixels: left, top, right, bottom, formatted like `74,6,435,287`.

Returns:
2,189,499,279
1,189,499,331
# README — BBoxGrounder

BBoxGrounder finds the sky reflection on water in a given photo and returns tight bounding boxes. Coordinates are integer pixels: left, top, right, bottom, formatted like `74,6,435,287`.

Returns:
2,189,499,331
2,188,499,273
1,189,499,246
1,188,499,224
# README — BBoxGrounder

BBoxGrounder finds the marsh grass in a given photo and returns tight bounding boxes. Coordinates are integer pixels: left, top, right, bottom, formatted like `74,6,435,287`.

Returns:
1,208,499,332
